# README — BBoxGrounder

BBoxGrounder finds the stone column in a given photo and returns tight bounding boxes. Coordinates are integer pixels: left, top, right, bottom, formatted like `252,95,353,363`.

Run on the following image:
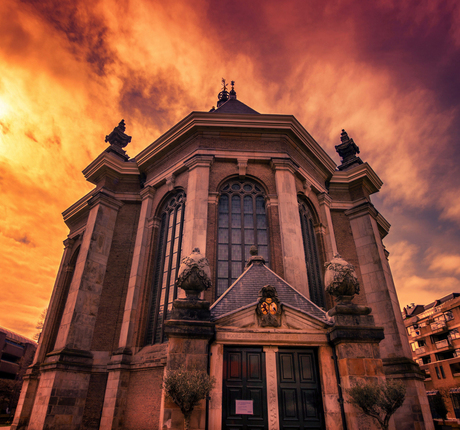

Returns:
317,193,338,260
99,186,156,429
118,185,156,350
182,155,214,256
27,191,122,430
345,202,433,430
263,346,280,430
271,158,309,296
12,238,78,430
328,303,386,430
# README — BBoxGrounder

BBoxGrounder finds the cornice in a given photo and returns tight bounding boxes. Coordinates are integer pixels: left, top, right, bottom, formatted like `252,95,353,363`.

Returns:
329,162,383,194
135,112,337,174
82,151,140,185
270,158,299,174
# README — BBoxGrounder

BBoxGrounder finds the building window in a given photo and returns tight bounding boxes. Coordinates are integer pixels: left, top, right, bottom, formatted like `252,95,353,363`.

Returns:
146,190,186,344
216,179,269,297
298,198,325,308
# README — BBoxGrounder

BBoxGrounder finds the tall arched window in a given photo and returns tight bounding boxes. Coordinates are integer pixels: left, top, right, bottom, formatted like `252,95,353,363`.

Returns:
216,179,269,297
298,197,325,308
146,190,186,344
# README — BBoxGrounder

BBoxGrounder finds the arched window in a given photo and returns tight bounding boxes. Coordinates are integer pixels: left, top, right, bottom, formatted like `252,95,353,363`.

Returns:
298,197,325,308
146,190,186,344
216,179,269,297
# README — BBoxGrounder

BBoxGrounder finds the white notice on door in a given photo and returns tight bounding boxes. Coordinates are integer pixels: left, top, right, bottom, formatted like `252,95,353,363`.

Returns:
235,400,254,415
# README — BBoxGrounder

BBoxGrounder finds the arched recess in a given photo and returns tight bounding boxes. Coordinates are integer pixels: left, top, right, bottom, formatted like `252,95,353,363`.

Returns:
45,244,81,355
298,195,325,309
216,177,270,298
145,188,186,345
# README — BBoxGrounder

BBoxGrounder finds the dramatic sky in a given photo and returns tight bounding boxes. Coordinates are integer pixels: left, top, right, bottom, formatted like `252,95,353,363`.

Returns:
1,0,459,339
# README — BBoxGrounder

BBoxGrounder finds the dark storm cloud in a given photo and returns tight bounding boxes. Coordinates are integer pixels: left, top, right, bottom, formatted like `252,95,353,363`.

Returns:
119,68,196,132
21,0,116,76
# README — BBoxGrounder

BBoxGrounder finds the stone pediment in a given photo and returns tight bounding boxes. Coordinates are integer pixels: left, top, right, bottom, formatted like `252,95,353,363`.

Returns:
210,259,331,328
215,302,330,333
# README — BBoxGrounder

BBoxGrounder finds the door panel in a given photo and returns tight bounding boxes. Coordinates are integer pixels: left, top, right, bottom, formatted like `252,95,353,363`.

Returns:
223,347,268,430
277,349,324,430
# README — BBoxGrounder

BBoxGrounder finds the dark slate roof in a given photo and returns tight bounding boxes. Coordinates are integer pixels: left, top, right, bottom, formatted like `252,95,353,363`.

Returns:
212,98,259,115
210,261,328,322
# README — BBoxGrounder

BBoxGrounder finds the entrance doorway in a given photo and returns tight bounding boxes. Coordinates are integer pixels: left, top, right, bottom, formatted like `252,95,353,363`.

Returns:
221,346,324,430
222,347,268,429
277,348,324,429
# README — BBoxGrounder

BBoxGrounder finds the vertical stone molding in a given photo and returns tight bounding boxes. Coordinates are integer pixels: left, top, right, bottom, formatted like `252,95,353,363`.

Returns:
10,367,40,430
317,192,338,259
33,238,76,364
208,343,224,430
182,155,214,256
118,185,156,349
53,191,123,351
271,158,309,296
344,203,411,359
263,346,280,430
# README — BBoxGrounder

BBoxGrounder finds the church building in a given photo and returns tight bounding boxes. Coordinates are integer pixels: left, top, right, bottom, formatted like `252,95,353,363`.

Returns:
13,82,433,429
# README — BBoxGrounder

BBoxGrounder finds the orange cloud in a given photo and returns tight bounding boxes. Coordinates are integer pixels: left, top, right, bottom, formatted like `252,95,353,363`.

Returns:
0,0,459,337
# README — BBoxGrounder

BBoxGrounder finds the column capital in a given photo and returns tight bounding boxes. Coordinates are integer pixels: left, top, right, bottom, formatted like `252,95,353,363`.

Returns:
208,192,219,205
184,154,214,170
63,238,75,249
317,192,332,206
140,185,156,200
344,201,378,221
88,190,123,211
270,158,298,174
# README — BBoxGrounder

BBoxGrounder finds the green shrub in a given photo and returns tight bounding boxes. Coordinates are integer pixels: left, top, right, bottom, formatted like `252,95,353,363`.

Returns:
347,379,406,430
163,366,215,429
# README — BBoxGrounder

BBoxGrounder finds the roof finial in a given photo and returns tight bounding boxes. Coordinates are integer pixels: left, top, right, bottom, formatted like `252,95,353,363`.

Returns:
217,78,229,107
104,119,131,160
335,129,363,171
229,80,237,99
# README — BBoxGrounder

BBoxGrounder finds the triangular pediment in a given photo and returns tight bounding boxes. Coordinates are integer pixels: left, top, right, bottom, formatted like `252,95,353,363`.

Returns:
215,302,331,334
210,260,330,326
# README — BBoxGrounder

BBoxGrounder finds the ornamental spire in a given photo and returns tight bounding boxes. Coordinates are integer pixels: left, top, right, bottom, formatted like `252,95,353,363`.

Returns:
104,119,132,159
217,78,229,107
335,129,363,171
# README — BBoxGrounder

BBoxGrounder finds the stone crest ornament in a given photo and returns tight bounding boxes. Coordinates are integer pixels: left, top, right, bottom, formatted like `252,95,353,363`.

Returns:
175,248,212,299
324,254,360,303
256,285,282,327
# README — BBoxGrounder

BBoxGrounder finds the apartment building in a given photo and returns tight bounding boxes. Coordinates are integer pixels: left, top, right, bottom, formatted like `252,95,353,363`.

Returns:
404,293,460,419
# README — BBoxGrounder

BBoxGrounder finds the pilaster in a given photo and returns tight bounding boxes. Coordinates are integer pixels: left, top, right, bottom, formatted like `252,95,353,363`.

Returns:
344,202,434,430
317,192,338,260
182,155,214,256
263,346,280,430
118,185,156,349
27,191,122,430
270,158,309,296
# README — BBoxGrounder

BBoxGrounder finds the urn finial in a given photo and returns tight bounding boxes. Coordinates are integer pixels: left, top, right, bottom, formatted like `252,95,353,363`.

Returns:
324,254,360,304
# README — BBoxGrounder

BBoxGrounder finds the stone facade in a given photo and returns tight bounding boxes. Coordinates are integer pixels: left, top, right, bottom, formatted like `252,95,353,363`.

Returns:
13,89,433,429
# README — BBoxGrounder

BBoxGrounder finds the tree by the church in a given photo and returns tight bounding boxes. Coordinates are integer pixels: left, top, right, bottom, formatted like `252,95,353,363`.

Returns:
32,308,47,342
163,366,215,430
347,379,406,430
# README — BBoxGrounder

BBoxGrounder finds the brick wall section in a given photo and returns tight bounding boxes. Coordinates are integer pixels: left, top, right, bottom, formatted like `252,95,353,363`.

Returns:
91,202,141,351
123,368,164,430
81,373,108,429
330,210,368,307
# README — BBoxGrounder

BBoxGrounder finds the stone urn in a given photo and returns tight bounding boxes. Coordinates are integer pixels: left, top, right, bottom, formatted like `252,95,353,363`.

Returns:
324,254,360,304
175,248,212,299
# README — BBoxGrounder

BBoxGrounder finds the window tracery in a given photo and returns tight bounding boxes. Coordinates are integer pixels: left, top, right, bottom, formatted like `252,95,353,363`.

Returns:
146,190,186,344
216,179,269,297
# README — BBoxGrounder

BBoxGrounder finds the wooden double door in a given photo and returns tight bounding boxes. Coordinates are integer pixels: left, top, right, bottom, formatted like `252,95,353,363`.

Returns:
222,347,324,430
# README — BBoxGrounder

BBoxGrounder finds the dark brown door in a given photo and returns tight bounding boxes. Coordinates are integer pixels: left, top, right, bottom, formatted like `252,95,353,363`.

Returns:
277,348,325,429
222,347,268,430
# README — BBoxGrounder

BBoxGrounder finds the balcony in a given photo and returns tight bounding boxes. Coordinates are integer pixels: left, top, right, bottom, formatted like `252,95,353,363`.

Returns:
435,339,450,349
431,321,447,331
415,346,426,354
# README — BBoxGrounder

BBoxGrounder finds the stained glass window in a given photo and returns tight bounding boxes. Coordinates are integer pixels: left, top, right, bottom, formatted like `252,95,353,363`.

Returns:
298,198,325,308
146,190,186,344
216,179,269,297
